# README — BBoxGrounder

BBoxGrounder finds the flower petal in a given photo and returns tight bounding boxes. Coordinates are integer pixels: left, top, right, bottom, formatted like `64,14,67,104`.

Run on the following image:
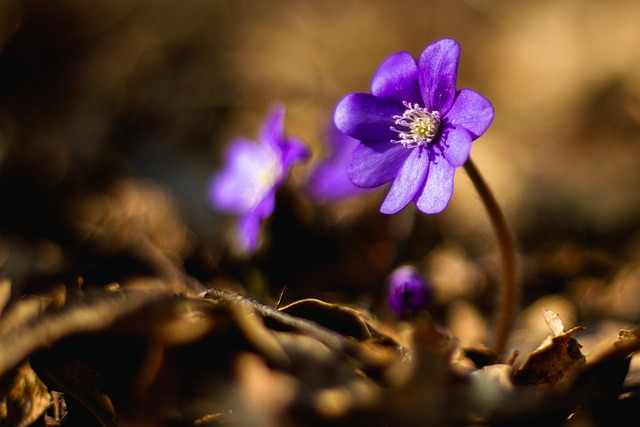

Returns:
258,104,285,148
441,126,474,167
280,136,310,173
380,147,430,214
348,141,410,187
418,38,460,114
236,211,260,254
306,161,370,201
236,193,275,254
415,158,455,214
209,138,276,213
334,93,404,142
371,51,422,104
446,89,495,137
305,128,370,201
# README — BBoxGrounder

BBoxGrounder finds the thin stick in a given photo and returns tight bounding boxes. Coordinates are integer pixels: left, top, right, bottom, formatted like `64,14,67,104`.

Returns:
464,157,518,357
126,237,378,362
201,287,354,353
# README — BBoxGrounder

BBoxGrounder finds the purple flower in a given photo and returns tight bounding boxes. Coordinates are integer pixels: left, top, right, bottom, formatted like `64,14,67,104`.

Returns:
386,265,432,316
305,122,372,202
208,105,309,253
334,38,494,214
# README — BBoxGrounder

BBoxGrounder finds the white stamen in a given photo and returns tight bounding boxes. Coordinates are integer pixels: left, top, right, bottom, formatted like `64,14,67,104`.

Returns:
391,101,441,148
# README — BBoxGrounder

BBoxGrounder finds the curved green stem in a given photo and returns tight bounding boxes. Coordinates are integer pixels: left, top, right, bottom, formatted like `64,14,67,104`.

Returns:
464,157,518,357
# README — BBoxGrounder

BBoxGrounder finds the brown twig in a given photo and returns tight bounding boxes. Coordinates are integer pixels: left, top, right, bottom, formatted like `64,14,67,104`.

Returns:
131,237,383,364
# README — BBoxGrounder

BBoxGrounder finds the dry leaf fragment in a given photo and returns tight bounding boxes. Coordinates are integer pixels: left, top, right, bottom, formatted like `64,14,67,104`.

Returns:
513,310,586,387
0,279,10,317
569,328,640,397
469,364,514,414
543,307,566,337
0,362,52,427
277,298,373,340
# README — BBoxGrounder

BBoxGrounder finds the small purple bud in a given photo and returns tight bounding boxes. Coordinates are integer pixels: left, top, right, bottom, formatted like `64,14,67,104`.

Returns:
386,265,432,316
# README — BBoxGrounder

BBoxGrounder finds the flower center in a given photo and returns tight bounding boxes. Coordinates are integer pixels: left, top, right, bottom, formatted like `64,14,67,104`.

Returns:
391,101,441,148
256,153,281,188
242,147,282,210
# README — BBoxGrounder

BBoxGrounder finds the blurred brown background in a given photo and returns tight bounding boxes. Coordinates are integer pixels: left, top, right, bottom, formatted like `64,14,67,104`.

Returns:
1,0,640,350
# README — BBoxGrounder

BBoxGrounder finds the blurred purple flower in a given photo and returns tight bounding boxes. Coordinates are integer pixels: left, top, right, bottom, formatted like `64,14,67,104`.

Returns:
386,265,432,316
208,105,309,254
334,38,494,214
305,123,372,202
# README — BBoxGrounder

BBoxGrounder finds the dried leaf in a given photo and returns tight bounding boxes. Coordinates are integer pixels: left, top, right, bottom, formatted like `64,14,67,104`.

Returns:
0,286,172,378
0,362,52,427
513,316,586,388
570,328,640,394
278,298,373,340
469,364,514,414
543,307,565,337
229,353,296,427
70,179,191,262
0,279,10,317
